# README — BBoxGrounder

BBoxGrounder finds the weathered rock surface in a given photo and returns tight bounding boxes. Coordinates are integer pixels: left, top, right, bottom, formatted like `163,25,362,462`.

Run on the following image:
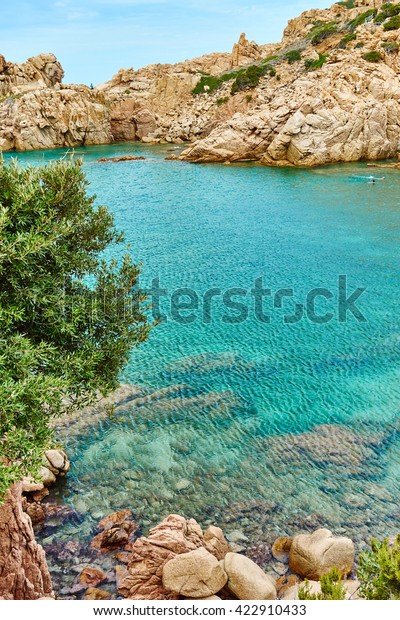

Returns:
203,525,231,560
224,552,277,600
289,528,355,579
272,537,293,563
91,510,139,551
162,547,227,597
0,484,53,600
79,566,107,587
118,514,229,600
3,1,398,166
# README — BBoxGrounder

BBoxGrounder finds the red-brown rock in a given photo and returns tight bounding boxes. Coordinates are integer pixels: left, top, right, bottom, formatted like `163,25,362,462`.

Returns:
0,484,54,600
79,566,107,587
118,514,207,600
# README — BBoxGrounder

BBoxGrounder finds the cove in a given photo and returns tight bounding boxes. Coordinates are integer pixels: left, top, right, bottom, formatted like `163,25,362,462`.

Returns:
4,143,399,593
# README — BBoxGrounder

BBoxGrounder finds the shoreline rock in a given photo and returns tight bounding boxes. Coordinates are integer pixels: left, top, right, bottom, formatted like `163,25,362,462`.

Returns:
1,2,400,167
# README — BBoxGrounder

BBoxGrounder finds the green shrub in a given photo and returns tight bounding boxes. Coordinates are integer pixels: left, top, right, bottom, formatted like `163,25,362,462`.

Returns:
384,14,400,29
261,55,278,64
363,50,383,62
358,535,400,600
285,50,302,64
230,64,268,94
375,3,400,23
347,9,378,32
0,159,151,500
304,53,328,70
269,67,277,77
355,41,364,48
307,21,338,45
246,94,253,103
339,32,357,48
216,96,229,106
337,0,355,8
298,568,347,600
192,71,238,95
382,40,399,52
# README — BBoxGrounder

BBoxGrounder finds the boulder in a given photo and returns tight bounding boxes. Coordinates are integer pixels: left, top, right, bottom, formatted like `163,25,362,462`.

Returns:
79,567,107,587
44,449,70,475
224,552,276,600
203,526,230,560
272,537,292,562
289,529,354,579
91,510,139,551
162,548,227,598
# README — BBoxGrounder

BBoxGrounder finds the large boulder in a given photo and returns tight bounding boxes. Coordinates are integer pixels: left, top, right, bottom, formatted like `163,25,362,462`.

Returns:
224,552,277,600
289,529,355,579
162,548,227,597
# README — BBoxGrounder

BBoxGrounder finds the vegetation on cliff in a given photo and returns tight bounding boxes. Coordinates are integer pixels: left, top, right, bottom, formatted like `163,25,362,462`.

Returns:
0,158,150,499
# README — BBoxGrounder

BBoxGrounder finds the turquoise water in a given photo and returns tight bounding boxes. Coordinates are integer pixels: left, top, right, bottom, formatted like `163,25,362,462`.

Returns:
5,144,400,583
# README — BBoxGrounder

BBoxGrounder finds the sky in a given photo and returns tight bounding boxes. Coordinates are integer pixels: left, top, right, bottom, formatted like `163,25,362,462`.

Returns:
1,1,332,85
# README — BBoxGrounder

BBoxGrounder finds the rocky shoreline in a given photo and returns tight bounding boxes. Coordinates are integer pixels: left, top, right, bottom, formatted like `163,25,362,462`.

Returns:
1,1,400,167
0,380,397,600
3,480,364,601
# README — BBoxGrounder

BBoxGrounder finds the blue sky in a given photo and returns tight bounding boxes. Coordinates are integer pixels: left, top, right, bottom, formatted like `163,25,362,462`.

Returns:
2,1,332,85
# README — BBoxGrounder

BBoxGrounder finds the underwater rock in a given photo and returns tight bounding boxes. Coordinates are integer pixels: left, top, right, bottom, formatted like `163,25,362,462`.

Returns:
271,537,292,563
25,502,45,525
245,542,272,570
79,566,107,587
97,155,146,162
85,587,111,600
91,509,140,552
266,424,382,474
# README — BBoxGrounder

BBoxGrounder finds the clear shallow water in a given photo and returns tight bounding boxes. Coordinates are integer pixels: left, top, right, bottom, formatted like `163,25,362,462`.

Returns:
5,144,400,586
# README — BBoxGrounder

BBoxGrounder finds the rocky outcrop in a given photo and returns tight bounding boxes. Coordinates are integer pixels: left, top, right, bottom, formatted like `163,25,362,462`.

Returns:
117,514,230,600
22,448,70,493
0,484,53,600
289,529,355,579
231,33,262,67
1,1,399,164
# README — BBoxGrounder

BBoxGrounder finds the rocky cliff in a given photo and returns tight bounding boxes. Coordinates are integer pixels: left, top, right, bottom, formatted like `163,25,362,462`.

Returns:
1,0,400,166
0,484,53,600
